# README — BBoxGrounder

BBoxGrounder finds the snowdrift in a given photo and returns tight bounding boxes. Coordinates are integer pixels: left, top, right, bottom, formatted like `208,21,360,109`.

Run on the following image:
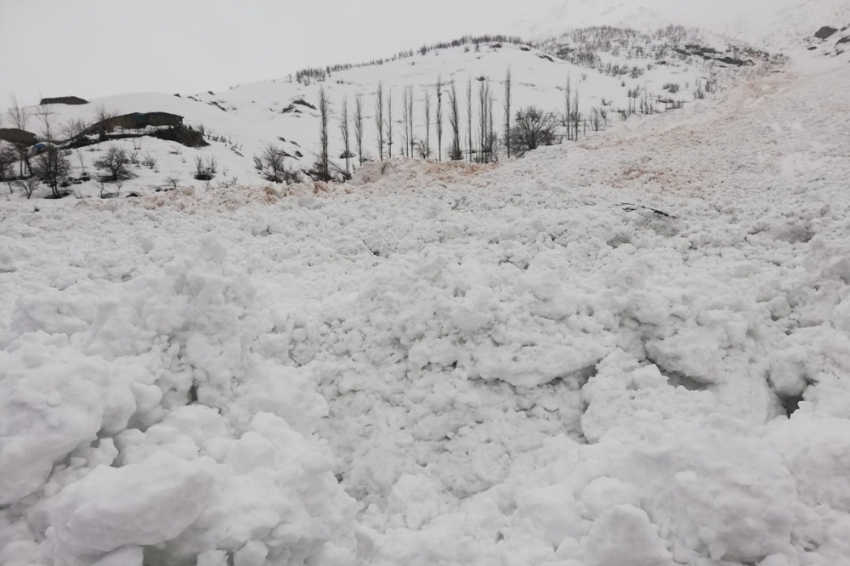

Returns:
2,49,850,566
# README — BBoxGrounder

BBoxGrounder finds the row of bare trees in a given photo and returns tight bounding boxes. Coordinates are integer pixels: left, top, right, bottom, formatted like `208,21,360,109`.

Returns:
247,69,607,187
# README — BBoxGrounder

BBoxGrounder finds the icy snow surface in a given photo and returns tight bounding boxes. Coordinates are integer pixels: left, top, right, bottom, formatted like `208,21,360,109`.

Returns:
2,59,850,566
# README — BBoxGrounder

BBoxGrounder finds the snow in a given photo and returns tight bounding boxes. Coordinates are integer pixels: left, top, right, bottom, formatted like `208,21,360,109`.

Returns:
5,27,762,201
2,17,850,566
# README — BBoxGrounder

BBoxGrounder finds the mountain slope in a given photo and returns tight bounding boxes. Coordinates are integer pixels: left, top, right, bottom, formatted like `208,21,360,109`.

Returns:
5,28,774,199
520,0,850,53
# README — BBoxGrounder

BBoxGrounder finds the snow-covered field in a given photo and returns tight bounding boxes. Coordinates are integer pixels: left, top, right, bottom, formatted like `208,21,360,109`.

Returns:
3,19,850,566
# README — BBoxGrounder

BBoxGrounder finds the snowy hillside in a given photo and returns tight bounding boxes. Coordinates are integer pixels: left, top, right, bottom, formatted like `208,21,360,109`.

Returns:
3,27,779,200
521,0,850,53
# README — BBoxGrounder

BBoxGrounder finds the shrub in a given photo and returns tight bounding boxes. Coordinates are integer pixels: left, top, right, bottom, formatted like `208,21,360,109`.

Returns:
509,106,558,157
33,147,71,197
94,146,133,182
194,155,218,180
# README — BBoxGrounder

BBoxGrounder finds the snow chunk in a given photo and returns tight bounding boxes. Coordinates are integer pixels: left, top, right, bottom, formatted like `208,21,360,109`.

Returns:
517,484,583,547
49,452,213,555
0,341,135,505
583,505,671,566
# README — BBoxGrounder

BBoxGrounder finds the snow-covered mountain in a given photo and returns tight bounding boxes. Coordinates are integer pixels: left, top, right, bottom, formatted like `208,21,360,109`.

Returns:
520,0,850,51
4,27,780,199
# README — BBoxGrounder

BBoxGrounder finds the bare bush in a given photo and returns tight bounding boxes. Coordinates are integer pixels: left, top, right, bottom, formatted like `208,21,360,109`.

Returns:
33,147,70,197
62,118,88,140
257,144,300,184
193,155,218,180
94,146,133,182
142,153,158,169
15,177,40,199
509,106,558,157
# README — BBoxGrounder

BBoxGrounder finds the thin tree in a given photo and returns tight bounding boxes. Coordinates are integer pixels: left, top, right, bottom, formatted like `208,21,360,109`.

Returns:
466,78,473,161
340,95,352,175
504,67,512,158
448,81,462,160
6,95,31,176
478,79,490,161
375,82,384,160
423,87,432,159
318,85,331,180
401,88,410,157
386,89,394,158
488,87,496,161
563,75,572,141
572,88,581,141
435,75,443,161
407,86,415,157
354,94,364,164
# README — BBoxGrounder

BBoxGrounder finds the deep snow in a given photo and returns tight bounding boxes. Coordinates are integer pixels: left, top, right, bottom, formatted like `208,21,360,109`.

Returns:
2,34,850,566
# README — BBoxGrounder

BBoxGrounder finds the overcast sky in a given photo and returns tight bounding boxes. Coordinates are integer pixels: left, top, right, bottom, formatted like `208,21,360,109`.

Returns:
0,0,540,110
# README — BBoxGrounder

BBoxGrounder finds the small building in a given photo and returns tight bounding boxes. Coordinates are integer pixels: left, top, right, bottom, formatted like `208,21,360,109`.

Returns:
0,128,37,146
39,96,89,106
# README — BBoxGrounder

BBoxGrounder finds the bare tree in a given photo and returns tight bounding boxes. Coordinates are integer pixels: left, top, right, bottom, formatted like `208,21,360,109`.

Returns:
509,106,558,157
94,104,118,124
448,81,462,160
354,94,364,164
488,86,496,161
466,78,473,161
260,143,284,181
7,95,31,176
33,108,70,197
407,85,414,157
386,89,394,158
6,95,28,131
32,148,69,197
340,94,351,176
435,75,443,161
423,87,432,159
94,146,133,182
375,82,384,160
477,79,491,162
15,177,39,199
401,87,410,157
504,67,513,159
563,75,572,141
318,85,331,180
62,118,88,141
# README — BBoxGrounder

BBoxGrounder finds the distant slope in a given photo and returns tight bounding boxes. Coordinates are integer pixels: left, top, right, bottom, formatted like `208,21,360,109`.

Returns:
8,28,779,199
520,0,850,53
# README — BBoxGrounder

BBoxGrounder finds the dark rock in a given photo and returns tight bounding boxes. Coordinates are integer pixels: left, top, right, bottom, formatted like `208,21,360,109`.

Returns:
815,26,838,39
838,36,850,45
292,99,317,110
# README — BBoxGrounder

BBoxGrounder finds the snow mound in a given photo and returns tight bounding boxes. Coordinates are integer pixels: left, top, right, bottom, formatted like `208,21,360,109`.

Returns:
0,238,355,566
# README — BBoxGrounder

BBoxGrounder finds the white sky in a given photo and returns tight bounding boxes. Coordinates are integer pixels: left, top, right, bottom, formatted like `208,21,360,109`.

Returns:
0,0,537,111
